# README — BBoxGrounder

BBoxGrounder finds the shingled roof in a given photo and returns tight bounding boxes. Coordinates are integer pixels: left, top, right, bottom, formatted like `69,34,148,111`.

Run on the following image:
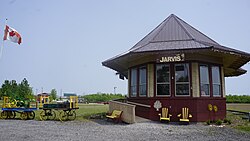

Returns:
103,14,250,77
130,14,219,52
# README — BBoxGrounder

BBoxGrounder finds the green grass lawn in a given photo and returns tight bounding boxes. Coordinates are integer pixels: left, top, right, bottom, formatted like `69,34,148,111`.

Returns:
0,102,109,121
226,103,250,132
33,103,109,121
75,103,109,120
226,112,250,132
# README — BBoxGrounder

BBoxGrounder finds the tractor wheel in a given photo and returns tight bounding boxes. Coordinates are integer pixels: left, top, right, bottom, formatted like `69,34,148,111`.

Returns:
47,110,56,120
20,112,28,120
28,111,35,120
1,111,8,119
68,110,76,120
40,110,47,121
8,111,16,119
59,111,68,121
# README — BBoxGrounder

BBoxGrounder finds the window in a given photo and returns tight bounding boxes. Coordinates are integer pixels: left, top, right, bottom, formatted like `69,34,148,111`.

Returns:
139,66,147,96
175,64,190,96
199,64,222,97
200,65,210,96
130,68,137,97
212,66,221,96
156,64,170,96
130,66,147,97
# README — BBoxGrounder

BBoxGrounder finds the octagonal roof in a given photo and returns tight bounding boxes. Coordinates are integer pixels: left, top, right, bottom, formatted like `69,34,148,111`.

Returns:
103,14,250,78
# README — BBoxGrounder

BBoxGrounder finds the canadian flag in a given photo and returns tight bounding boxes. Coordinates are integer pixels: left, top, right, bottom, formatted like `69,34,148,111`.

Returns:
3,25,22,45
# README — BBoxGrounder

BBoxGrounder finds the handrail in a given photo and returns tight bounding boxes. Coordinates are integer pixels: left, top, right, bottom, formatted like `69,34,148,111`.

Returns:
127,101,151,108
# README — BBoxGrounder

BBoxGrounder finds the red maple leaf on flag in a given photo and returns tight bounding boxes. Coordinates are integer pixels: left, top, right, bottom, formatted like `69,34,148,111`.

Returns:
9,31,16,37
3,25,22,45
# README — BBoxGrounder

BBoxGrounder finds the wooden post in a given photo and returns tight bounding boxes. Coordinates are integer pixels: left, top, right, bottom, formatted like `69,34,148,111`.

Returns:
76,96,78,108
70,96,72,109
40,96,42,108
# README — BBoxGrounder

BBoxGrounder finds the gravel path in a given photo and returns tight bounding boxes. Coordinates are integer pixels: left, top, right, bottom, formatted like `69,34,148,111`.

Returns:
0,120,249,141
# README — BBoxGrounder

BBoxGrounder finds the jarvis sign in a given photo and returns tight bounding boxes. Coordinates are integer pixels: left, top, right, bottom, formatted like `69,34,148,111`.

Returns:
157,54,185,63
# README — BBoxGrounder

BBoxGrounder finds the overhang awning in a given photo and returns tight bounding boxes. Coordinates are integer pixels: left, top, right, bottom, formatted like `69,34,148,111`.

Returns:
224,68,247,77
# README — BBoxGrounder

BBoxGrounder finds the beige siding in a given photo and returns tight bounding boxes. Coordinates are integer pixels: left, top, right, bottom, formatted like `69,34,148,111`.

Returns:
192,63,200,97
148,64,154,97
221,66,226,98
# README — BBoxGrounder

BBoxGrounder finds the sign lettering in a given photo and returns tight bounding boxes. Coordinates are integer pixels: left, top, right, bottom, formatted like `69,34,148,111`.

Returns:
157,54,185,63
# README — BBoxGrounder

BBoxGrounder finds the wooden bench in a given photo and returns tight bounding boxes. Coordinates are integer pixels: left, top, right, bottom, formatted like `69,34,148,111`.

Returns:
106,110,123,123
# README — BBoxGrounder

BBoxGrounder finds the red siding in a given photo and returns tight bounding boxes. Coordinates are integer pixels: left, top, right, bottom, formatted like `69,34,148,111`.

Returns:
128,97,226,122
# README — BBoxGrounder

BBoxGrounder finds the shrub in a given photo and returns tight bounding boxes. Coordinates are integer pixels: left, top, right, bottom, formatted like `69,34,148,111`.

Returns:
215,119,222,125
223,118,228,123
223,118,232,125
206,120,211,125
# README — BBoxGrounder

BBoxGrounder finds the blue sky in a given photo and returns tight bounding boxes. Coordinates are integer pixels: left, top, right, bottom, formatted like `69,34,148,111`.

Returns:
0,0,250,95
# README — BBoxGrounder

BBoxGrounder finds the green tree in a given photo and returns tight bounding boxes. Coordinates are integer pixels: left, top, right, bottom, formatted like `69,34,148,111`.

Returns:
0,80,19,99
18,78,33,100
0,78,33,100
0,80,11,98
50,89,57,100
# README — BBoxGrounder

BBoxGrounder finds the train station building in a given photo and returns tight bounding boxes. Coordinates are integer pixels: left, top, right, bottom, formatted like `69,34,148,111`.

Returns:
102,14,250,122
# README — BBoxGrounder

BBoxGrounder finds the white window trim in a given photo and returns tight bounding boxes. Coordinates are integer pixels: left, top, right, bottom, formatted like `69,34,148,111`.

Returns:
212,66,221,97
130,68,137,97
156,64,171,97
175,64,190,97
139,66,147,97
212,84,221,97
156,82,171,97
200,64,210,97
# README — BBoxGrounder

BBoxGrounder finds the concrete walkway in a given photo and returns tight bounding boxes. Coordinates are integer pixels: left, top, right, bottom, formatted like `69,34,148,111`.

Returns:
135,116,151,123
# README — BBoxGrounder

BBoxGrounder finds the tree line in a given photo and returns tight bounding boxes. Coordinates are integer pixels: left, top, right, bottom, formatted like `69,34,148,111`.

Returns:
82,94,250,103
0,79,58,102
226,95,250,103
0,78,33,101
81,93,125,103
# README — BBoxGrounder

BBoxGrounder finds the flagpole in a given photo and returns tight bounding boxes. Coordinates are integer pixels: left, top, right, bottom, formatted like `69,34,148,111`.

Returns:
0,19,7,60
0,40,4,60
